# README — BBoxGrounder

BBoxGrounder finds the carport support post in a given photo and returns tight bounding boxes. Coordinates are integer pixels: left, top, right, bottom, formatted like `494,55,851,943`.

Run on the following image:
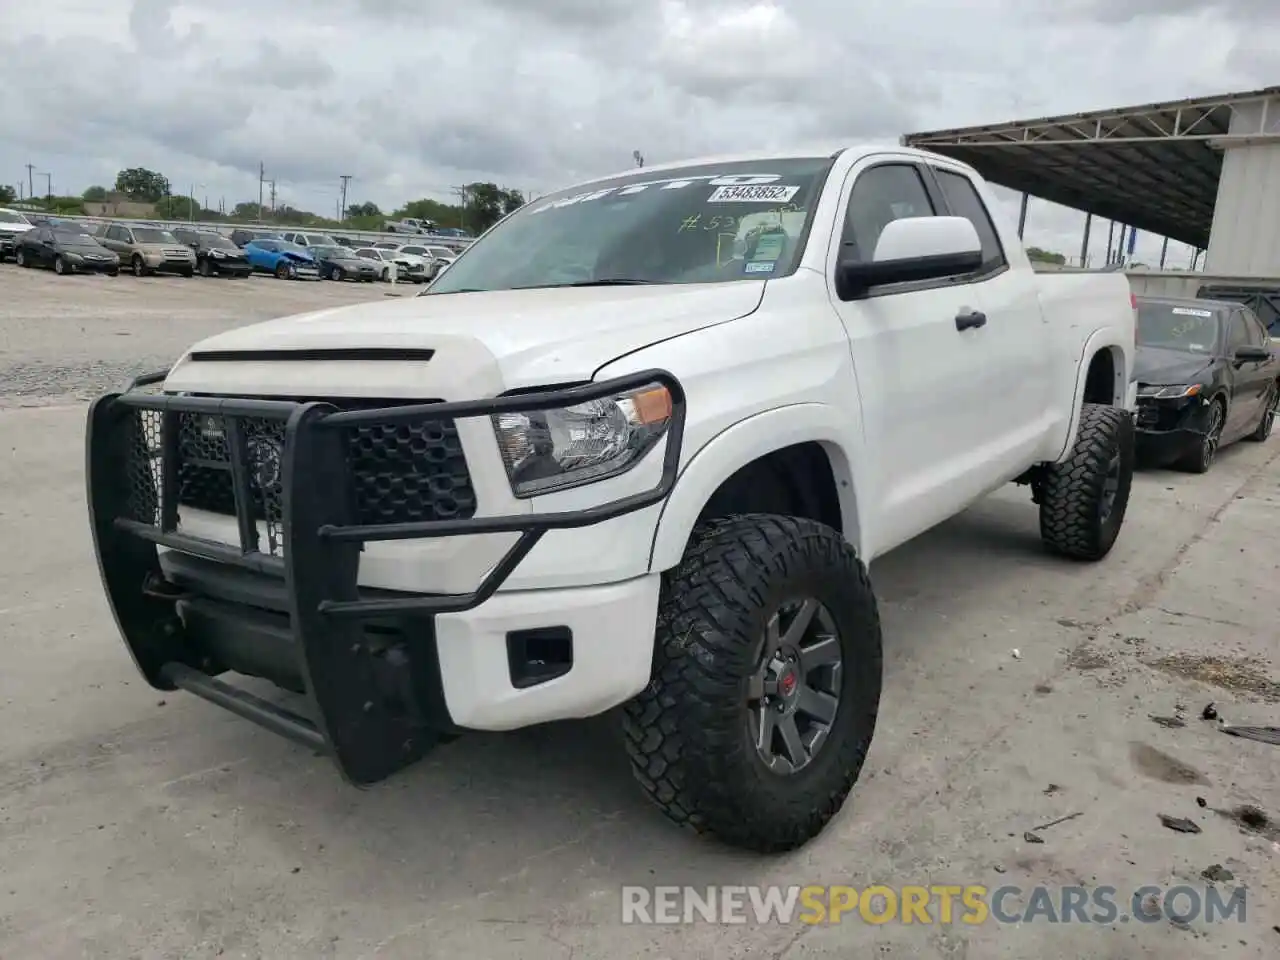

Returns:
1017,193,1029,239
1080,213,1092,268
1159,237,1169,269
1106,221,1115,264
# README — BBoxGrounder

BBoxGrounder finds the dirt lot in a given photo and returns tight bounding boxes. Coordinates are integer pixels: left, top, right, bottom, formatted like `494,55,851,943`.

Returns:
1,265,1278,959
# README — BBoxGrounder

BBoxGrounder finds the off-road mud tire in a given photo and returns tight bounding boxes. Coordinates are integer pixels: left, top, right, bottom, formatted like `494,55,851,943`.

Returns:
621,514,882,853
1039,402,1135,561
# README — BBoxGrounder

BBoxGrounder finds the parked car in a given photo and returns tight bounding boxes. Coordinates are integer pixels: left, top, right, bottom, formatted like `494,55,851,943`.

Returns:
243,239,320,280
230,228,283,248
394,243,456,279
282,231,340,248
308,244,379,282
84,145,1138,854
1133,295,1277,471
383,217,433,234
354,246,428,282
97,222,197,277
14,223,119,275
0,207,34,261
173,228,252,278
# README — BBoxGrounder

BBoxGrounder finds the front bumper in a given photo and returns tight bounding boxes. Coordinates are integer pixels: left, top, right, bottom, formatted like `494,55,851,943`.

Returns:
67,255,119,273
147,256,196,273
1135,393,1214,465
207,256,251,274
86,370,685,785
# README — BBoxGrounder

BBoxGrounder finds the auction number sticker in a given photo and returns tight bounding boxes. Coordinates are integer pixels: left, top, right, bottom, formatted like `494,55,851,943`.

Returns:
707,184,800,203
1171,307,1212,317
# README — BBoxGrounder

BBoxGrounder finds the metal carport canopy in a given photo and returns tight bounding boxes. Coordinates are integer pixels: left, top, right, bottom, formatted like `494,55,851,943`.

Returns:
900,86,1280,252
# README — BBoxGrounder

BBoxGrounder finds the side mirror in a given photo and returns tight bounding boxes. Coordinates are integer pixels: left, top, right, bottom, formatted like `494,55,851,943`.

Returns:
836,216,983,300
1233,345,1270,362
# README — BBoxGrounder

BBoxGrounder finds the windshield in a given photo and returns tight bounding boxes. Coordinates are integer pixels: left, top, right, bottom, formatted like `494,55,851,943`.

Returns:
428,247,454,258
426,157,833,294
0,210,30,225
204,234,237,249
278,241,308,254
54,229,98,244
312,246,347,257
1137,303,1221,354
133,227,178,244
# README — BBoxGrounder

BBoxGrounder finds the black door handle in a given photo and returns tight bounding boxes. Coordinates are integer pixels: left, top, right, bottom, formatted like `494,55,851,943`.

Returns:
956,310,987,331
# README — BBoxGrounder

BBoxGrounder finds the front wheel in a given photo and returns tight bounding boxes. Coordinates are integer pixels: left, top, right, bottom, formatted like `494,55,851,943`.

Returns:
1038,402,1135,561
381,267,391,282
276,261,296,280
1246,383,1277,442
15,248,28,268
1178,398,1225,474
132,255,147,277
330,266,345,282
622,514,882,853
54,255,67,275
199,257,212,277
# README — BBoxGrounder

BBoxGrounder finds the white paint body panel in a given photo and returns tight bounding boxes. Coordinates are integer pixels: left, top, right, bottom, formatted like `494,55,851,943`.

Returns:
158,145,1136,730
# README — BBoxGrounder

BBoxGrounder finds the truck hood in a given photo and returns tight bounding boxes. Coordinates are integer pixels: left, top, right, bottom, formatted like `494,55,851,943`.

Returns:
0,223,31,235
168,281,766,395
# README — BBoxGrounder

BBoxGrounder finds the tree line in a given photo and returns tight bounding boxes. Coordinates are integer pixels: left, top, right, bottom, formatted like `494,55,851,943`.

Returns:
2,167,527,234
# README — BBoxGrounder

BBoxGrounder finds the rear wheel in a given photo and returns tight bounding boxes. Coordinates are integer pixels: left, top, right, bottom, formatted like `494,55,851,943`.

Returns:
1038,402,1135,561
622,514,882,853
1246,383,1277,442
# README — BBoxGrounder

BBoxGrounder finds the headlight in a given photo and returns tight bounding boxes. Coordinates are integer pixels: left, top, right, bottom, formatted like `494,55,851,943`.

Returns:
1137,383,1202,399
491,382,674,497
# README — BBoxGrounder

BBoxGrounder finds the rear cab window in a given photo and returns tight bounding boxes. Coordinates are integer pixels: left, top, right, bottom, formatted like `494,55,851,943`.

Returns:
930,167,1007,273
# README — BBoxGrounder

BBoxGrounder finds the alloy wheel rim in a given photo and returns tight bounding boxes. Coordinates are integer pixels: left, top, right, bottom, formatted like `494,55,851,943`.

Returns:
1204,405,1223,465
747,598,843,775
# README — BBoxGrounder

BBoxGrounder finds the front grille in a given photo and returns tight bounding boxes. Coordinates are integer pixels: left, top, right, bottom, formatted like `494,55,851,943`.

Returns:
124,398,477,556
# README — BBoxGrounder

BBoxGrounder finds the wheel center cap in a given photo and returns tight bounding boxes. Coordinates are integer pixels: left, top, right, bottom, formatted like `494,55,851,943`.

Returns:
779,668,798,697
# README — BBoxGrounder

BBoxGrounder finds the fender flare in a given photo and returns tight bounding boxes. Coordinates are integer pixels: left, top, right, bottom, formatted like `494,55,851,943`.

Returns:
1055,326,1134,462
648,403,865,572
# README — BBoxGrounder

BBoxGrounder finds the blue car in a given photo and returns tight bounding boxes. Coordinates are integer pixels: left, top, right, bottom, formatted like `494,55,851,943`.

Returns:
243,239,320,280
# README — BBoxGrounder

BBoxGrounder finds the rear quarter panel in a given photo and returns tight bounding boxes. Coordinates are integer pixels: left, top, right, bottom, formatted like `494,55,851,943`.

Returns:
1032,270,1137,461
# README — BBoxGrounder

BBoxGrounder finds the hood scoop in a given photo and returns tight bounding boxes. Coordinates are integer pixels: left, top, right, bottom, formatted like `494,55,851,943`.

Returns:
188,348,435,363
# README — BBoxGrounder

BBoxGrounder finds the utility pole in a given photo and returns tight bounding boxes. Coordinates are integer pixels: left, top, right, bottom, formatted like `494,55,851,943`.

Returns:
25,163,35,202
258,162,265,222
268,180,276,214
339,174,352,221
40,172,52,207
453,185,470,230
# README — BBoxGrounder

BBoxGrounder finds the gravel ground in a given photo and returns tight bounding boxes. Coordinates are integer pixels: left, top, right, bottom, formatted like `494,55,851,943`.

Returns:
1,265,1279,959
0,264,405,407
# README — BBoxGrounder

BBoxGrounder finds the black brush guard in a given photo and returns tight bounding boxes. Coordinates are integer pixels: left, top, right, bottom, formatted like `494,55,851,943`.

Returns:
86,369,686,785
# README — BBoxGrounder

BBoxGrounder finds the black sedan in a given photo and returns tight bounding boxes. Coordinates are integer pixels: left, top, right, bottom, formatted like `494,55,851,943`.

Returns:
308,245,378,282
1133,295,1278,472
173,228,252,277
14,224,120,276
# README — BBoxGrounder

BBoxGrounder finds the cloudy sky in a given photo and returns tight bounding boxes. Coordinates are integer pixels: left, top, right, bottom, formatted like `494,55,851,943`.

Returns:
1,0,1277,266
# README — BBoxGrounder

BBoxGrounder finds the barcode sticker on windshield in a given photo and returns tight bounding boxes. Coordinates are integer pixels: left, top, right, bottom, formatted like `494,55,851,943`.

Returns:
707,184,800,203
1171,307,1212,317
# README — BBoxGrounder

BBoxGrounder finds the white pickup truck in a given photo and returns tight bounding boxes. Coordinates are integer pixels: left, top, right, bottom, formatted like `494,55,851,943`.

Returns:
86,145,1137,853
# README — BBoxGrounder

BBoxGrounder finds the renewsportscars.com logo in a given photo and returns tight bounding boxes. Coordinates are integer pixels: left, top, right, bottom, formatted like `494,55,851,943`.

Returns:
621,884,1247,926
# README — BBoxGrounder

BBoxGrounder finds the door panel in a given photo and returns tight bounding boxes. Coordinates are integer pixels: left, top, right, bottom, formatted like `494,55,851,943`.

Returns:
927,165,1053,468
826,159,1003,553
